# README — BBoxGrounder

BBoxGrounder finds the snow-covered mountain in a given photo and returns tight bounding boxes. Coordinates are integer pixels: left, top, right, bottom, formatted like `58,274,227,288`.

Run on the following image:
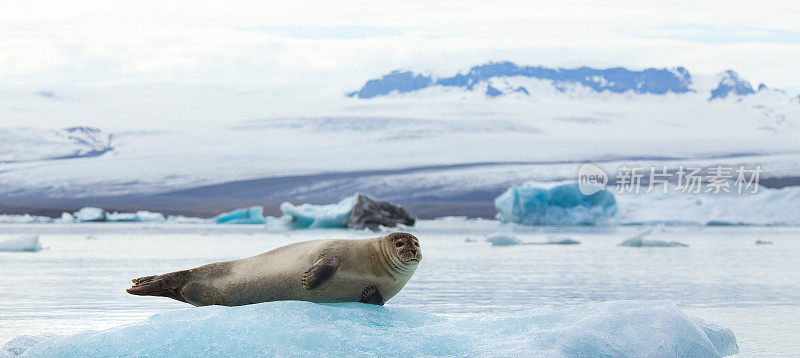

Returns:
347,61,792,103
0,61,799,219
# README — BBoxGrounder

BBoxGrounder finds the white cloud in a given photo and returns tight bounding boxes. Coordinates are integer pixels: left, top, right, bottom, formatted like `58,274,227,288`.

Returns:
0,0,799,88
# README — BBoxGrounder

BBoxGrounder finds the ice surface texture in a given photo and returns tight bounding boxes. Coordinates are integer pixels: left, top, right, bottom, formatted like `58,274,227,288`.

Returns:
3,300,737,357
495,183,617,225
0,235,42,252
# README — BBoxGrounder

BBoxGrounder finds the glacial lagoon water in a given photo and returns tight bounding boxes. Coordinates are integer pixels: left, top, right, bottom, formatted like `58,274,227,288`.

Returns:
1,221,799,356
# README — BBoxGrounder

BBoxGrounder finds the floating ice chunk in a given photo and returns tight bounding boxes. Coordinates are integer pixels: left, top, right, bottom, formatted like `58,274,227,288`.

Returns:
58,212,74,223
0,214,53,224
347,194,415,230
105,211,166,222
495,183,617,225
619,238,689,247
619,228,688,247
6,300,737,357
104,212,138,222
280,196,355,228
545,237,581,245
281,194,415,230
213,206,267,224
166,215,210,224
486,234,520,246
755,240,773,245
133,211,166,222
73,207,106,222
0,235,43,252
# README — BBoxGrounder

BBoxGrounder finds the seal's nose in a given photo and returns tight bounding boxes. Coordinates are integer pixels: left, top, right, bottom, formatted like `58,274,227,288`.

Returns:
410,249,417,255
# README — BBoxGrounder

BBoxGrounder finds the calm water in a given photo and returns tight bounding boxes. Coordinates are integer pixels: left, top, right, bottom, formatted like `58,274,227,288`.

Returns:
1,221,799,357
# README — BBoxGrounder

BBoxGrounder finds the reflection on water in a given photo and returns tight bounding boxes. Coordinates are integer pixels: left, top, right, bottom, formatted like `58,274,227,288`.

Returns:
1,222,799,357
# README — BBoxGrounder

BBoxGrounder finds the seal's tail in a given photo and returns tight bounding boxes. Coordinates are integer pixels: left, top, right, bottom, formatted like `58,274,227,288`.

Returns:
126,270,191,303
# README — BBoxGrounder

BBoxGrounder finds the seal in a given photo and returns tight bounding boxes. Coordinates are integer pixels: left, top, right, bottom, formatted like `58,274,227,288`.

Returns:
126,232,421,306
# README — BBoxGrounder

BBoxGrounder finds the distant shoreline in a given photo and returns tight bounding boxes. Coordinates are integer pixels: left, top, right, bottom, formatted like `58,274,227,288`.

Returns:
2,172,798,220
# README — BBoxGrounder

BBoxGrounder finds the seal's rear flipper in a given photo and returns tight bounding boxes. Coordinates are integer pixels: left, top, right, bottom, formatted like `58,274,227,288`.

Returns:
126,270,191,303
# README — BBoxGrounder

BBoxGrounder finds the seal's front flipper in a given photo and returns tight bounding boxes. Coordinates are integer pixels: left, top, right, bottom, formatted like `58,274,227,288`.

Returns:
301,256,341,290
360,285,385,305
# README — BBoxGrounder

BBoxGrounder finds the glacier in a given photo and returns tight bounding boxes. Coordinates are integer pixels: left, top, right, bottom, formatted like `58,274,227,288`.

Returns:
495,183,617,225
2,300,737,357
0,235,42,252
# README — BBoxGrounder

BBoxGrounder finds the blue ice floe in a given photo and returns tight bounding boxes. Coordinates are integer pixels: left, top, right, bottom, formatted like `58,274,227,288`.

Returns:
280,196,355,228
495,183,617,225
213,206,268,224
3,300,737,357
0,235,42,252
619,227,689,247
486,234,521,246
486,234,582,246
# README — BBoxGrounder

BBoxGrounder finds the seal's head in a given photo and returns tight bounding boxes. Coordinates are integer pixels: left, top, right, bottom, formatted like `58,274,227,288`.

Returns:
383,232,422,270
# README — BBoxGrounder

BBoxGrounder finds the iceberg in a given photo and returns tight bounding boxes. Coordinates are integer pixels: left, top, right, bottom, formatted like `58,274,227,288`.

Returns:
281,196,354,228
0,235,43,252
486,235,581,246
166,215,210,224
619,228,688,247
73,207,106,222
486,234,521,246
0,214,53,224
281,194,415,230
544,237,581,245
58,212,74,223
3,300,737,357
213,206,268,224
106,211,165,222
495,183,617,225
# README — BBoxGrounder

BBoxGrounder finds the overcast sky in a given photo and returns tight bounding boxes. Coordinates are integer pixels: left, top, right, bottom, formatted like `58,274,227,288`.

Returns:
2,0,799,92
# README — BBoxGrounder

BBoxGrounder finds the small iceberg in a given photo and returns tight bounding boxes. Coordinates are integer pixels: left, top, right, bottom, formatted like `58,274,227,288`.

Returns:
495,183,617,225
543,237,581,245
105,211,166,222
0,214,53,224
486,235,581,246
3,300,737,357
281,194,415,230
73,207,106,222
619,228,688,247
213,206,268,224
280,197,354,228
486,234,521,246
755,240,773,245
0,235,43,252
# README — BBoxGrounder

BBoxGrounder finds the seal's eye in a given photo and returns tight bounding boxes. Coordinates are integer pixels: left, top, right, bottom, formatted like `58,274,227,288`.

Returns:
395,241,403,248
414,242,419,247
